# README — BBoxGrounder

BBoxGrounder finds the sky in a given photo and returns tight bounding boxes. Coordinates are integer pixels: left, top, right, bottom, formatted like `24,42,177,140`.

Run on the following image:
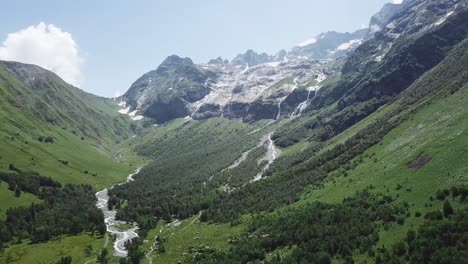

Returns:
0,0,397,97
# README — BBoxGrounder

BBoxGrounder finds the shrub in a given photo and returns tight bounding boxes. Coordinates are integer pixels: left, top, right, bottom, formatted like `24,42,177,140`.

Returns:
392,241,407,257
397,216,405,225
44,136,54,143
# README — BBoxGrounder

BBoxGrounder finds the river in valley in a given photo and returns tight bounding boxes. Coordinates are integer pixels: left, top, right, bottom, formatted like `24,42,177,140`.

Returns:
95,168,141,257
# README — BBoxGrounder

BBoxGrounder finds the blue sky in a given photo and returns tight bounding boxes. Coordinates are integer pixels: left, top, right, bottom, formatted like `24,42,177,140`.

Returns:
0,0,393,97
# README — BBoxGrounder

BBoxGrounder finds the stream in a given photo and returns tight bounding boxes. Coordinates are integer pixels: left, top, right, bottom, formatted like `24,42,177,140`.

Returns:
251,131,281,182
95,167,141,257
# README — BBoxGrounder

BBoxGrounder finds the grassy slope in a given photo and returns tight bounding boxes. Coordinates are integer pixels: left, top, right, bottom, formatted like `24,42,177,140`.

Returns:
0,234,105,264
302,86,468,249
0,183,40,220
0,61,144,189
0,126,140,190
293,40,468,262
144,216,244,264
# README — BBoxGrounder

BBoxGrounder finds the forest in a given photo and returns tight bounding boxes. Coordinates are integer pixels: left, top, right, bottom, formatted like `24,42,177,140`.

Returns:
187,189,467,264
0,169,105,250
188,190,409,263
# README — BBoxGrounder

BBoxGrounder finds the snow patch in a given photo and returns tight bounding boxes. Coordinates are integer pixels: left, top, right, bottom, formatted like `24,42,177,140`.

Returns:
336,39,362,51
297,38,317,47
315,71,326,83
370,24,382,33
433,11,454,27
128,110,138,117
118,107,130,114
117,103,144,121
264,61,282,68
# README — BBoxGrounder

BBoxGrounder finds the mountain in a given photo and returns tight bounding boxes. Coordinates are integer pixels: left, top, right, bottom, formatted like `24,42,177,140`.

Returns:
122,55,336,123
368,1,404,33
119,0,419,125
290,29,369,59
108,0,468,263
230,49,287,67
288,0,406,60
0,61,134,144
1,0,467,263
121,55,216,123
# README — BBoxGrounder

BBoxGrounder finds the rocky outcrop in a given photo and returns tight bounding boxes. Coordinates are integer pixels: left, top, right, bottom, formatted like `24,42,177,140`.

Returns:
243,100,278,122
192,103,222,120
222,101,249,119
368,2,404,34
143,98,191,123
280,89,311,115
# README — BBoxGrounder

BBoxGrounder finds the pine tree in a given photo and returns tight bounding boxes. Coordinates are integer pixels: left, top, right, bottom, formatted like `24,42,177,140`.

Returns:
14,186,21,197
97,248,108,264
443,200,454,217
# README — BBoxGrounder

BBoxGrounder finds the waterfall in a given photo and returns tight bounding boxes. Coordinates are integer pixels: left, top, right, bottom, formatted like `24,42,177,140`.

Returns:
290,86,320,118
251,132,280,182
275,96,287,120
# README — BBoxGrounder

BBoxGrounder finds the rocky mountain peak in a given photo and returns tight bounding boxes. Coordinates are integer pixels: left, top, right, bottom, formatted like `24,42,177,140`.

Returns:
368,2,404,34
231,49,275,67
208,57,229,65
155,55,195,74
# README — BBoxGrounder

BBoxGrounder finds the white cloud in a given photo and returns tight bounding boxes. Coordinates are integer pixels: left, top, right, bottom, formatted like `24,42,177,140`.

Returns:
391,0,403,4
0,22,82,87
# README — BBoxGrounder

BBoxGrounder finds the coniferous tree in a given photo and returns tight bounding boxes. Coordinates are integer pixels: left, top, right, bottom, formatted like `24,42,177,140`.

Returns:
443,199,454,217
97,248,108,264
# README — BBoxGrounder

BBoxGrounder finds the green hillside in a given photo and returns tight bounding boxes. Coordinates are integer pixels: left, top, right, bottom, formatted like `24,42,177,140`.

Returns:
0,61,142,189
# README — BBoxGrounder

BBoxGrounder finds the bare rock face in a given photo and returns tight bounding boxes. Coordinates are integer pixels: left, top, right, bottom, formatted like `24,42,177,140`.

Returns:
120,51,334,124
290,29,369,60
122,55,215,123
281,89,311,115
192,103,222,120
231,49,275,67
243,100,278,122
222,102,249,120
143,97,192,123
